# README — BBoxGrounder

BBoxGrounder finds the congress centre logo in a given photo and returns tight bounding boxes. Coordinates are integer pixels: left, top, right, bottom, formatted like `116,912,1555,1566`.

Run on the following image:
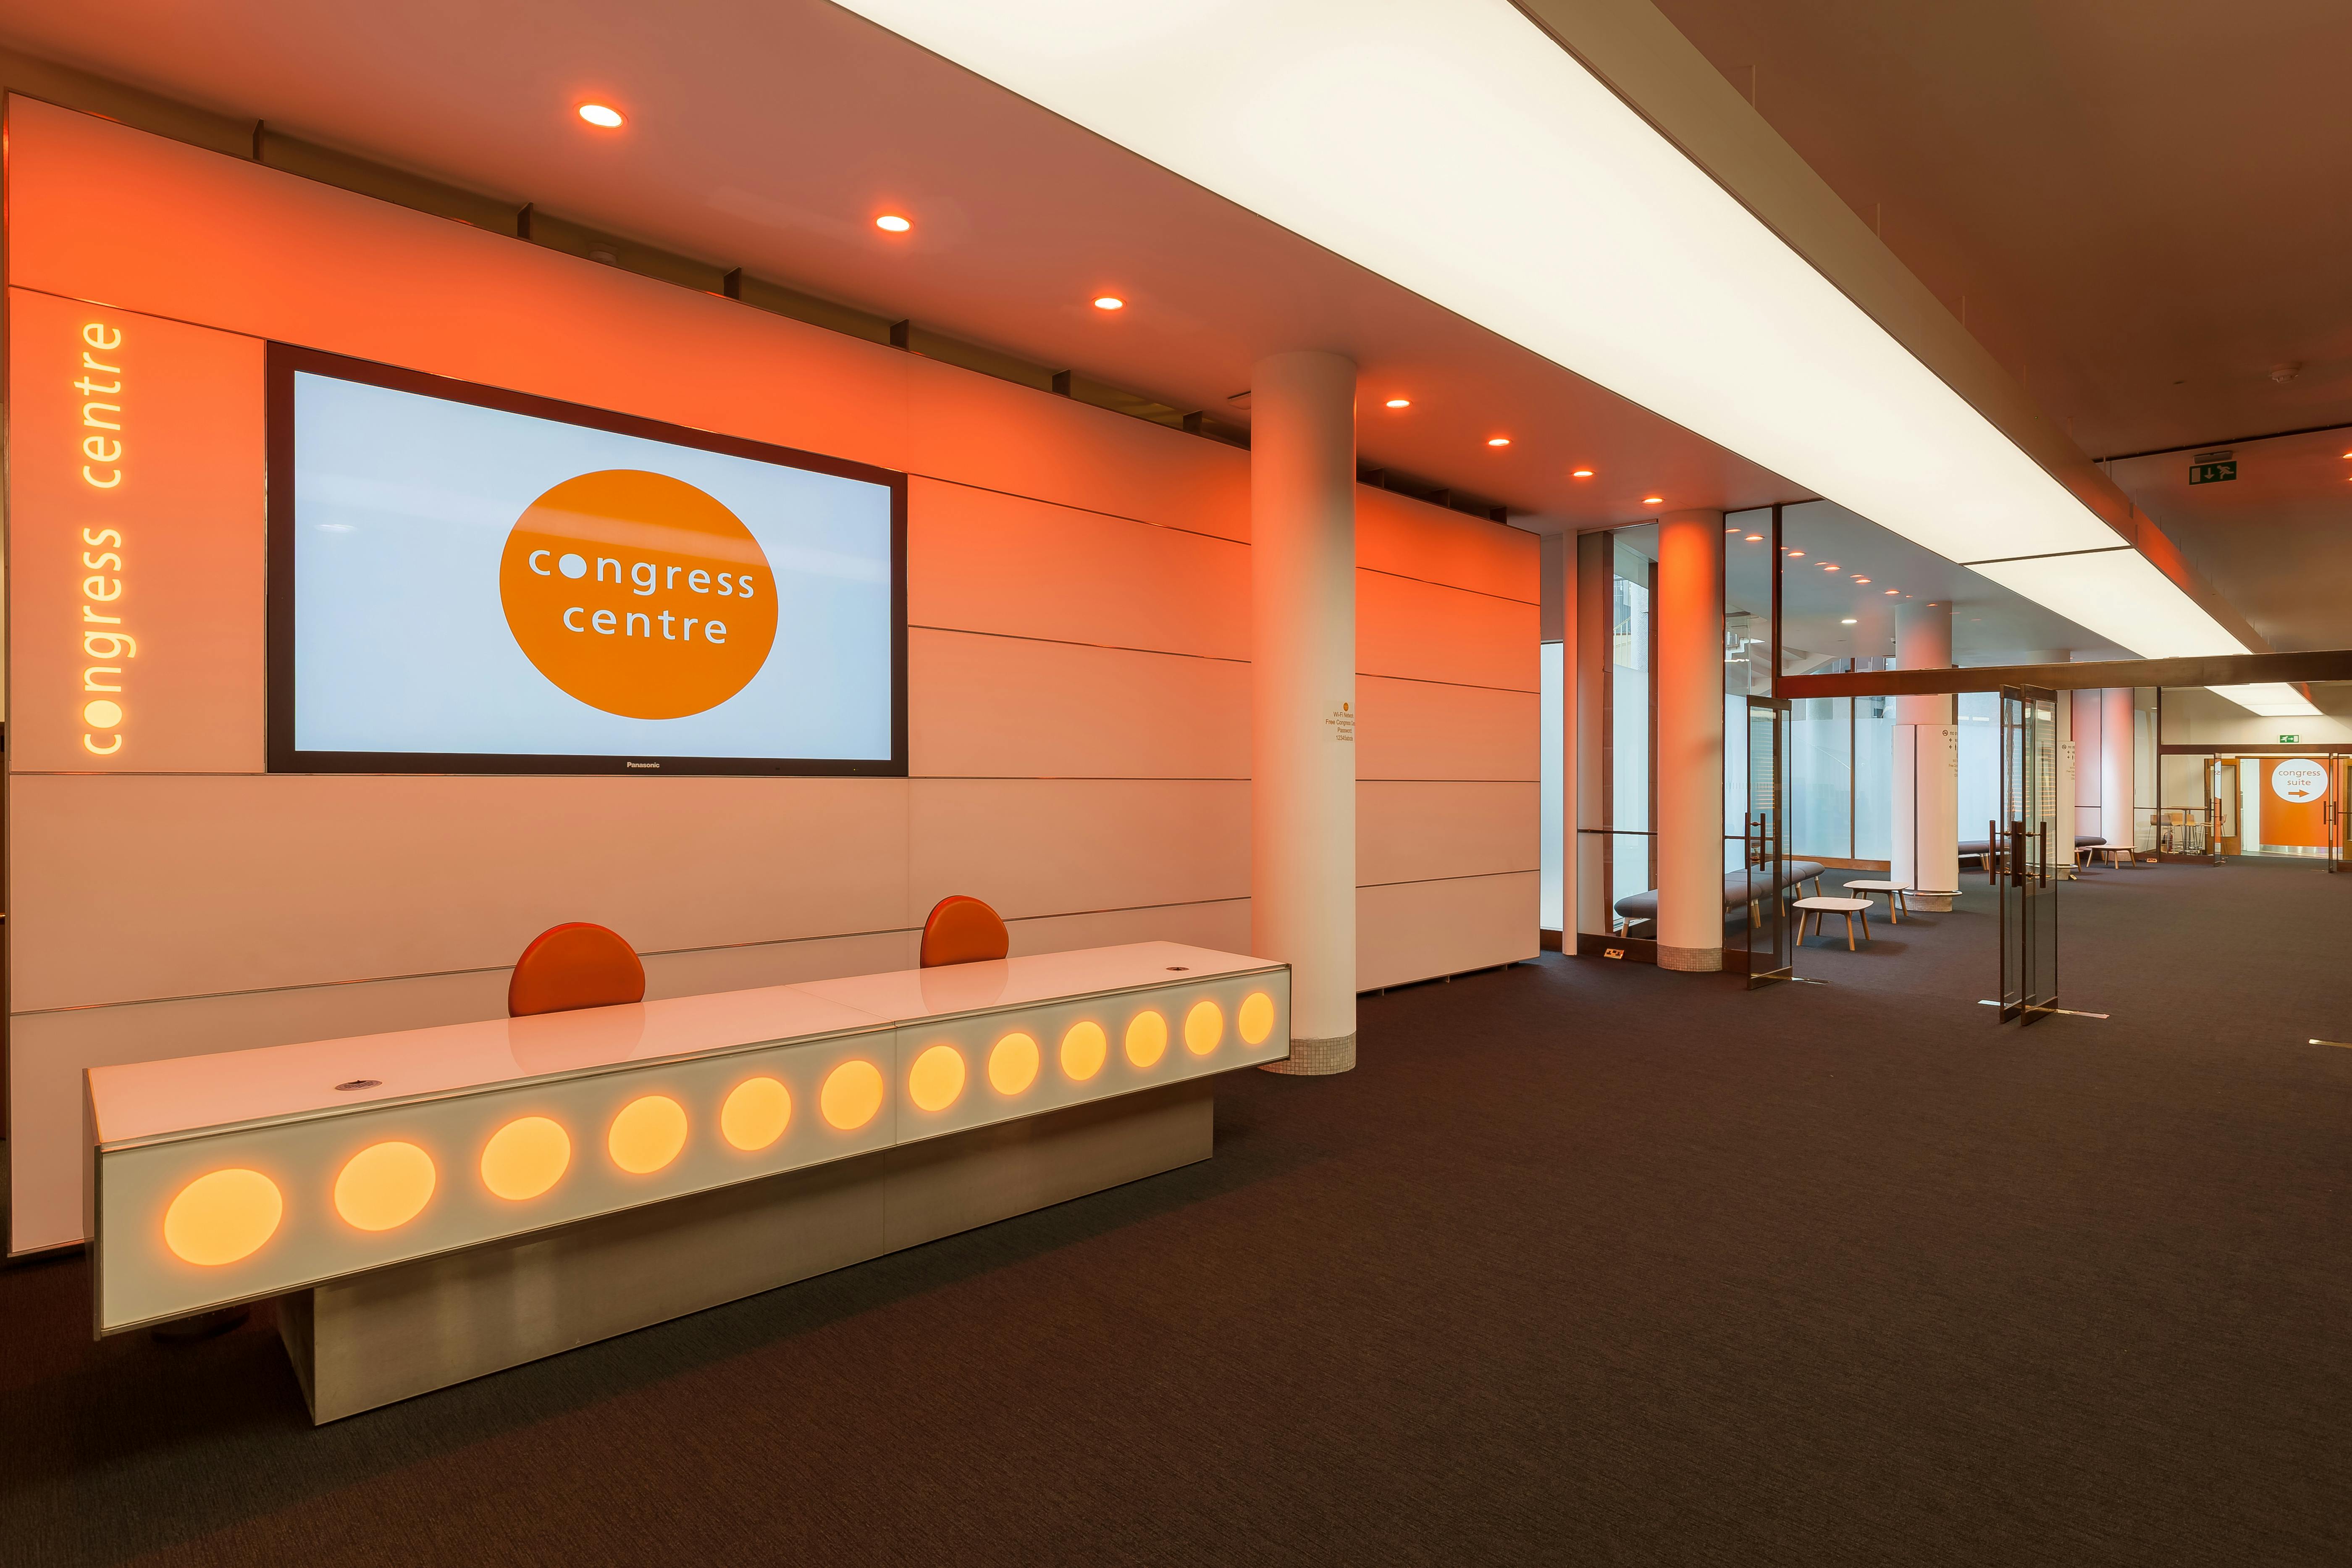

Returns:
499,470,779,718
2271,757,2328,804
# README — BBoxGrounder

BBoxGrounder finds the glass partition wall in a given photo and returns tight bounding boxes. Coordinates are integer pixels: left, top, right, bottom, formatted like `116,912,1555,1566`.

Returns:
1572,525,1659,949
2154,681,2352,867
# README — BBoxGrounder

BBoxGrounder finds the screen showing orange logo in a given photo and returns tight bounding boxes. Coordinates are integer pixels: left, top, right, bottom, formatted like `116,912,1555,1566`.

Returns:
499,470,779,718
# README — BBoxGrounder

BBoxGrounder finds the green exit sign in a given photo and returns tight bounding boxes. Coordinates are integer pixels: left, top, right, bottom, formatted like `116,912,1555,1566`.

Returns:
2189,451,2236,485
2279,733,2300,744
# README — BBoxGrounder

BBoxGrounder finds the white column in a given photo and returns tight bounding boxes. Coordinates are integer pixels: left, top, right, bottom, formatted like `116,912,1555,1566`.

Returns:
2100,686,2134,853
1892,601,1960,910
1250,350,1358,1075
1654,510,1723,972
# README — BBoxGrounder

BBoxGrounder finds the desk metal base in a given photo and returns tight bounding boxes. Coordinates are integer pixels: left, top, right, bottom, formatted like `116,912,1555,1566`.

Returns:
278,1076,1213,1423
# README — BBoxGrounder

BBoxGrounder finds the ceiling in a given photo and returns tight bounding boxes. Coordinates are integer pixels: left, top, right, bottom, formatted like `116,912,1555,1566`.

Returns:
1650,0,2352,465
0,0,1797,532
2107,425,2352,652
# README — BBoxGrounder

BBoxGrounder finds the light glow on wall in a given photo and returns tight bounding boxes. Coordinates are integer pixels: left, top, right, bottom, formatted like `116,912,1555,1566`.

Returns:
608,1095,689,1174
332,1141,436,1231
163,1168,282,1266
832,0,2255,671
721,1077,792,1151
481,1116,571,1200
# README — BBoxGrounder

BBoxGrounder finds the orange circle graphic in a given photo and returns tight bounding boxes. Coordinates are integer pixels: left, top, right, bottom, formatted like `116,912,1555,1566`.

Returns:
499,469,779,719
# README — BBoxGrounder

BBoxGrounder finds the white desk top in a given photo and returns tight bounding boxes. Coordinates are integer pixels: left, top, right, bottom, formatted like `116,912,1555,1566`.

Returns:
89,941,1280,1147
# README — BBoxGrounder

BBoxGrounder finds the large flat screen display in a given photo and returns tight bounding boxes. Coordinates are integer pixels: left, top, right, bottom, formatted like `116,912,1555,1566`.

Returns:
267,345,906,775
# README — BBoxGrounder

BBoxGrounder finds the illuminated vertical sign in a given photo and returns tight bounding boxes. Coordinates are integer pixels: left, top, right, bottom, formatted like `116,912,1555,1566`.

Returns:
5,288,265,774
77,320,132,756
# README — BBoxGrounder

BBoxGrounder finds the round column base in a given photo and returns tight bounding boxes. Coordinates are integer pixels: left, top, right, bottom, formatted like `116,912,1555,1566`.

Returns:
1657,945,1723,972
1260,1032,1357,1075
1907,891,1958,913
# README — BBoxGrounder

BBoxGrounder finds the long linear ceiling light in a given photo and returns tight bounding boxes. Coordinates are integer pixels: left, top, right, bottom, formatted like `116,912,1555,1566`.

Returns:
834,0,2292,708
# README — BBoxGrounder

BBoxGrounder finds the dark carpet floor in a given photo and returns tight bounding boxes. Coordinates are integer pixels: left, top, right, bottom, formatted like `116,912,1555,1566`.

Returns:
4,856,2349,1566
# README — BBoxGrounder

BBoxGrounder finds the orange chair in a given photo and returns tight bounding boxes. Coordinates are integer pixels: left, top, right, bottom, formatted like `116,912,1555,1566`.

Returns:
920,895,1009,968
509,922,647,1017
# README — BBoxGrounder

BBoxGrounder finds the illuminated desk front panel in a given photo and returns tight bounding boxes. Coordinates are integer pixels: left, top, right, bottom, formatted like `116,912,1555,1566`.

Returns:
90,943,1288,1334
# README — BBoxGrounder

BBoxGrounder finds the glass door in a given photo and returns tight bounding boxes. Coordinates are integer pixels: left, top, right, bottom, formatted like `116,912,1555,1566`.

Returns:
1743,696,1792,988
2329,756,2347,874
1998,686,2060,1023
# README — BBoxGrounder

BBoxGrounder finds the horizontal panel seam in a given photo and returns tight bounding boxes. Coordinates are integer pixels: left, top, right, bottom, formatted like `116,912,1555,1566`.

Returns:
1356,671,1538,695
1356,869,1538,890
1356,562,1539,607
913,474,1247,549
8,897,1253,1018
910,623,1247,665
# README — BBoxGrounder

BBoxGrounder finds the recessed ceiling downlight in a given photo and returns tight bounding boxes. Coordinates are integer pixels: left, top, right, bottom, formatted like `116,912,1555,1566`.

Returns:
876,214,912,233
577,103,625,129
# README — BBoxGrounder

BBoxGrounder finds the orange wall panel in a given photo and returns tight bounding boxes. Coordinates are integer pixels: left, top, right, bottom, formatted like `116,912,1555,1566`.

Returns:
909,478,1250,659
1355,486,1539,602
6,292,264,769
1357,569,1541,692
910,629,1248,780
1356,676,1539,782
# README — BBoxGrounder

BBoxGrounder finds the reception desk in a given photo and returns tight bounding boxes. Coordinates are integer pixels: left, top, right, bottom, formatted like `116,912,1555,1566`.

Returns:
87,942,1289,1420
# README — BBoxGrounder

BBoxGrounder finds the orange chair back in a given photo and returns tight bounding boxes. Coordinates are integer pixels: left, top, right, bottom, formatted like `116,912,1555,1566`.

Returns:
509,922,646,1017
920,895,1009,968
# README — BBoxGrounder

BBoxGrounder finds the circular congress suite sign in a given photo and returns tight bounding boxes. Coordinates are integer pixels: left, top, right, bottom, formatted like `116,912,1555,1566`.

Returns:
499,470,779,719
2271,757,2329,804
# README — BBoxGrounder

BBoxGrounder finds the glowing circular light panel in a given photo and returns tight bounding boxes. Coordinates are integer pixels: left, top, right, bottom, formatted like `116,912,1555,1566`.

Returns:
1125,1010,1168,1068
577,103,625,129
163,1169,283,1266
908,1045,966,1112
875,214,912,232
1383,397,1411,408
1238,992,1277,1045
481,1116,571,1200
822,1060,886,1130
333,1142,436,1232
1184,1000,1224,1056
1486,436,1511,447
721,1077,792,1151
1060,1020,1108,1082
608,1095,688,1174
987,1032,1040,1095
1093,296,1125,310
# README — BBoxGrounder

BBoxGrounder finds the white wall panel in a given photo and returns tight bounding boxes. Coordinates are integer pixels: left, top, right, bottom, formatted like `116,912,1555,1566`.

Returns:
1357,872,1539,992
8,775,913,1012
1357,676,1538,782
909,478,1249,659
908,779,1250,925
909,628,1247,780
1359,782,1540,888
1005,898,1251,959
1357,570,1541,692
